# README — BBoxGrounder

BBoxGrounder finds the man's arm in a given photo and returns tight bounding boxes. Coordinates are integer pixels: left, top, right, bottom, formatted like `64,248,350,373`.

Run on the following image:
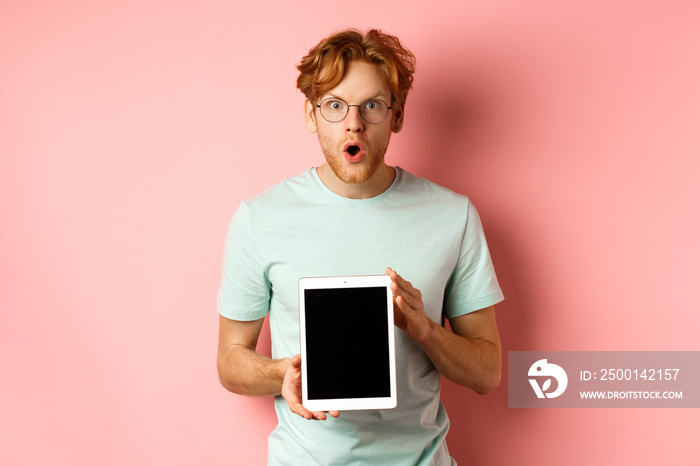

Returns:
387,268,502,395
217,314,339,420
217,315,288,396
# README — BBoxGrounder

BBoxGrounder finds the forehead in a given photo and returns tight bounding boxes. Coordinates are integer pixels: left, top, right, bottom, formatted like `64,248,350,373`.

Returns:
321,60,392,101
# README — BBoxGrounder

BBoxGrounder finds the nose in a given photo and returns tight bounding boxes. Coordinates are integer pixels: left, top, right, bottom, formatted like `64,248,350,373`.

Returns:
344,106,364,133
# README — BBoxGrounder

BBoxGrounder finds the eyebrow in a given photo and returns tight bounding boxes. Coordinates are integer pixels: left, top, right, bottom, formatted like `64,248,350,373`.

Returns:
324,92,390,102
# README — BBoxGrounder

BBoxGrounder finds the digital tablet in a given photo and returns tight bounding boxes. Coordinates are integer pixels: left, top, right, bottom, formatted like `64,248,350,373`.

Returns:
298,275,397,411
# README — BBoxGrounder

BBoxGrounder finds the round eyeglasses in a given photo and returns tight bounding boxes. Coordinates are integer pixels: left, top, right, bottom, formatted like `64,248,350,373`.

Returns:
316,98,392,124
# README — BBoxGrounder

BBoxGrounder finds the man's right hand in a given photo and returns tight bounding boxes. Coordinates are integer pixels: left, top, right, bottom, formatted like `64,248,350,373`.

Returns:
281,354,340,421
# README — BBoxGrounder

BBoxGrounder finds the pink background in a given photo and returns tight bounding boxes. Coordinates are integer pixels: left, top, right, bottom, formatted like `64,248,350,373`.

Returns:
2,1,699,465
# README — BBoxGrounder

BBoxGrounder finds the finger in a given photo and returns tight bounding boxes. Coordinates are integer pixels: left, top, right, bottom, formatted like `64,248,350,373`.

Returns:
386,267,405,288
385,266,402,288
391,282,421,312
386,267,420,299
395,294,417,316
387,267,410,309
387,267,411,290
390,280,415,313
309,409,341,420
310,411,328,421
297,407,337,421
288,401,314,420
393,299,406,320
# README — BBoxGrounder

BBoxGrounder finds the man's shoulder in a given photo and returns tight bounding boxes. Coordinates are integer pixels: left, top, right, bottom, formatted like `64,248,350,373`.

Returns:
395,167,469,206
245,167,317,207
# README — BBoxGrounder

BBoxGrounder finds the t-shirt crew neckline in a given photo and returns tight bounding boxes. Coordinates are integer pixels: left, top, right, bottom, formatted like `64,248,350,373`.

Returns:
310,166,402,205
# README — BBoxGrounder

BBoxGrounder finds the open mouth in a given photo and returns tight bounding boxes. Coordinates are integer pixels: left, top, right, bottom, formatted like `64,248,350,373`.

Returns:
347,145,360,156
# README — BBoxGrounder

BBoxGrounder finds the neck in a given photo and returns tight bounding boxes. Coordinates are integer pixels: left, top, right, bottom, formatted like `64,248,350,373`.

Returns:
316,164,396,199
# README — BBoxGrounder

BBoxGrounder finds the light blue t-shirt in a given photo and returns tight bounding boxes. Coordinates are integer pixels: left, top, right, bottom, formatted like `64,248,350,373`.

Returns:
218,167,504,465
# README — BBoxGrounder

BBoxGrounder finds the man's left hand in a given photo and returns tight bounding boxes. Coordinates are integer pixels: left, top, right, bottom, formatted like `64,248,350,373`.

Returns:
386,267,436,343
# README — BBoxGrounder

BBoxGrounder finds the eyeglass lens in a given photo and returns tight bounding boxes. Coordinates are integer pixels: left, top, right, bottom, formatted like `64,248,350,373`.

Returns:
318,98,390,124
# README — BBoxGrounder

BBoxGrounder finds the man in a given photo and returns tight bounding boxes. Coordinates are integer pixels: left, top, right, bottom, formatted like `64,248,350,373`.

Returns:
217,28,504,465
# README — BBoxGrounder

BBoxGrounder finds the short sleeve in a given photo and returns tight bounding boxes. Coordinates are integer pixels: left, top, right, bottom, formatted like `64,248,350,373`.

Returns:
216,201,271,321
443,200,504,318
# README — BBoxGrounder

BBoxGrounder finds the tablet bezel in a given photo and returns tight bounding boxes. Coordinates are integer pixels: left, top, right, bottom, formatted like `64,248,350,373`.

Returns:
298,275,397,411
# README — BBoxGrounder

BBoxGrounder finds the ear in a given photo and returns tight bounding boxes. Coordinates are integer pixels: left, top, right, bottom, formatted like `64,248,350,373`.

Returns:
304,99,318,133
391,103,404,133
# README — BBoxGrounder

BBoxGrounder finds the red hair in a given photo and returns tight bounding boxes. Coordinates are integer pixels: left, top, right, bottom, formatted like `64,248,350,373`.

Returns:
296,29,416,114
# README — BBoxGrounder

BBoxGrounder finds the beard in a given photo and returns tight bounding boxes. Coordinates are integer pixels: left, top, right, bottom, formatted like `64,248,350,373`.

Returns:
317,134,390,185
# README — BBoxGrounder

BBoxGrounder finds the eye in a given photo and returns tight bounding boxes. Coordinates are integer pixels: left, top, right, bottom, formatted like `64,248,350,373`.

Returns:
324,99,345,111
362,100,381,110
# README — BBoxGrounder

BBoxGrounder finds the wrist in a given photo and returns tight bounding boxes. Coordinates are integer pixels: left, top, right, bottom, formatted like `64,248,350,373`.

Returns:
277,357,292,378
414,317,440,345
